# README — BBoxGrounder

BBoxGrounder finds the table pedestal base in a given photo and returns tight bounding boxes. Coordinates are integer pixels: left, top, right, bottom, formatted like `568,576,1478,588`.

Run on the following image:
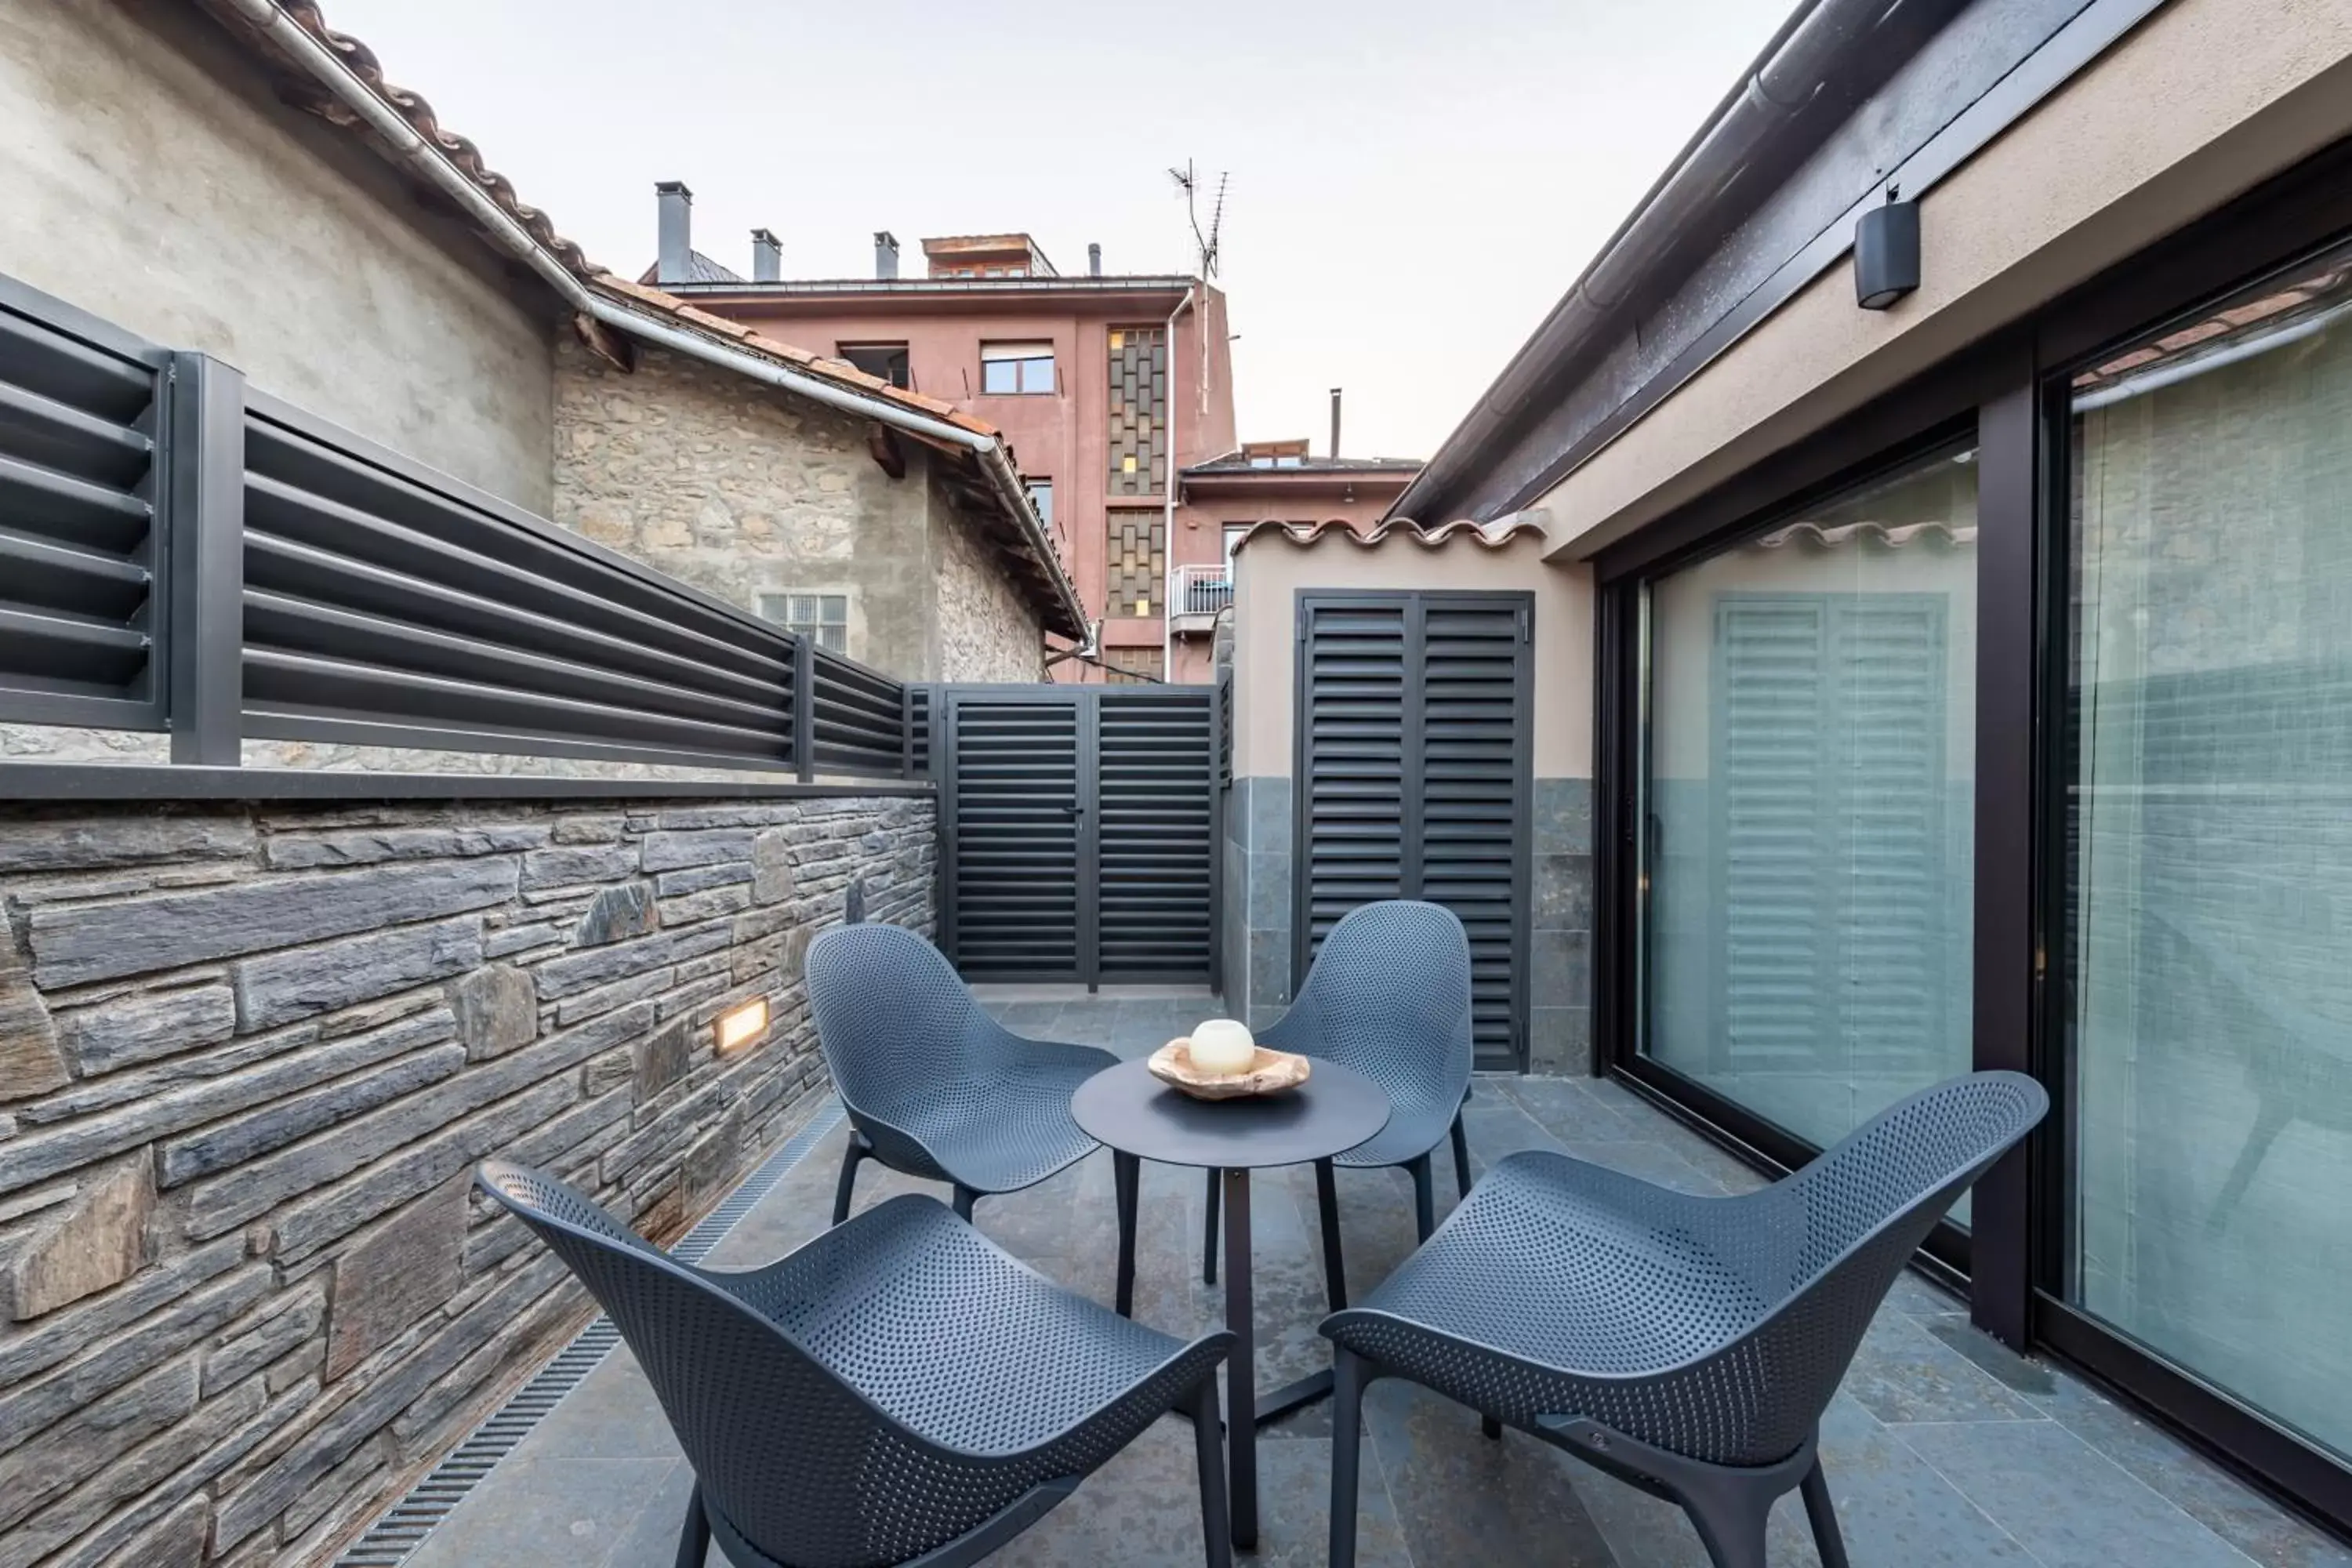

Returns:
1217,1166,1348,1550
1254,1367,1335,1426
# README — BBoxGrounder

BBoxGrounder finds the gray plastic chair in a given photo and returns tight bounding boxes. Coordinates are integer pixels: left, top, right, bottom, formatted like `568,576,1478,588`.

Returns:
476,1161,1234,1568
1321,1071,2048,1568
807,923,1142,1303
1204,901,1475,1312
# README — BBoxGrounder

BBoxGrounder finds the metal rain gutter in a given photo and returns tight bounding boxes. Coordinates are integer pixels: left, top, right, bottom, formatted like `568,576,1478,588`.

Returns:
1162,284,1196,684
219,0,1087,640
1391,0,1911,524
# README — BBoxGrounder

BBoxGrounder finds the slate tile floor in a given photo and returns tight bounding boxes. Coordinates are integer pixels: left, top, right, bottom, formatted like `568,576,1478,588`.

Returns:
401,990,2352,1568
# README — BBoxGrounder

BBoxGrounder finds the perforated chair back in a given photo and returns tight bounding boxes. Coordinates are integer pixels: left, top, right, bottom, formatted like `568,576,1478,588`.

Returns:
1261,900,1473,1156
1331,1071,2046,1467
1693,1070,2046,1459
475,1161,902,1567
808,922,1112,1192
481,1160,1228,1568
807,921,989,1112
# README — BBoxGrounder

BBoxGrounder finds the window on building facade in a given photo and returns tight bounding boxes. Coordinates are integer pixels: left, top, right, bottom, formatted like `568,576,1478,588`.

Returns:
1108,325,1167,495
838,343,909,389
980,341,1054,395
1107,509,1166,618
757,592,849,654
1025,478,1053,532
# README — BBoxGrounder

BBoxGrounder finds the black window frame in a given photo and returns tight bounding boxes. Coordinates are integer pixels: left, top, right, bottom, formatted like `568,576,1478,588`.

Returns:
1589,134,2352,1540
838,343,909,390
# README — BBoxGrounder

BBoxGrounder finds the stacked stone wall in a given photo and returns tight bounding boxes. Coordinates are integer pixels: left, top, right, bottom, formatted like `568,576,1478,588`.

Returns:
0,790,933,1565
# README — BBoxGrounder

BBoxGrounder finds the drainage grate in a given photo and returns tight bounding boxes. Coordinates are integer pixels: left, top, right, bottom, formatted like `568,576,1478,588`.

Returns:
335,1101,847,1568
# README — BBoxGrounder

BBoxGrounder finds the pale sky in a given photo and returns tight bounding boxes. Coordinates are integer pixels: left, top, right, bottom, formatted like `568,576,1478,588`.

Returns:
320,0,1791,462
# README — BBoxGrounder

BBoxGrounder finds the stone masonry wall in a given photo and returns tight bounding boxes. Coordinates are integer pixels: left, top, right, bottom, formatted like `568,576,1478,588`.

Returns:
0,790,934,1566
930,469,1046,684
552,337,935,678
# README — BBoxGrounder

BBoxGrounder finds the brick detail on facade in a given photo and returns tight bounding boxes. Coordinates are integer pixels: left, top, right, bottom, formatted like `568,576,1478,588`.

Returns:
0,792,935,1566
1107,325,1167,496
1107,508,1167,619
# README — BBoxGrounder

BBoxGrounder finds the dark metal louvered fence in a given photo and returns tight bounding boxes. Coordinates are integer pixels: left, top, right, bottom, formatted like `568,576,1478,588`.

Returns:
938,684,1221,986
0,278,169,735
0,273,916,782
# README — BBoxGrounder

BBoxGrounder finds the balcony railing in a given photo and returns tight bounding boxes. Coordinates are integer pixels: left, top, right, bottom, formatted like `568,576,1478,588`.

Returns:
1168,562,1232,630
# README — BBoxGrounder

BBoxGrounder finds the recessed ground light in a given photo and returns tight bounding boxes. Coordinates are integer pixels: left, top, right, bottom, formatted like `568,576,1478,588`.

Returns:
717,997,769,1052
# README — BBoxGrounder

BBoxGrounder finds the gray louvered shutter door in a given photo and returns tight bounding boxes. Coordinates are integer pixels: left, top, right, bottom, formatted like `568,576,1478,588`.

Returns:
945,691,1084,979
1713,597,1833,1069
1298,593,1532,1070
1298,600,1410,967
1418,599,1532,1069
1829,596,1948,1070
1097,688,1216,982
0,294,164,728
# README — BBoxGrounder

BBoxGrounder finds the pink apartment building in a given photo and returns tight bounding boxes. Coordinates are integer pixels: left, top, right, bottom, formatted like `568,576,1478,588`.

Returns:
1165,440,1421,681
643,183,1417,681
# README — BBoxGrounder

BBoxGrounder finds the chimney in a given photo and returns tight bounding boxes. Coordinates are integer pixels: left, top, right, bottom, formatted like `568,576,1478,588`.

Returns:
1330,387,1343,460
655,181,693,285
750,227,782,283
1087,242,1102,277
873,230,900,280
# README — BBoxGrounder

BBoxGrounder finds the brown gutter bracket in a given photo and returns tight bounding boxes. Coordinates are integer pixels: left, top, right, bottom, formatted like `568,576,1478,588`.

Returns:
570,312,637,373
866,423,907,480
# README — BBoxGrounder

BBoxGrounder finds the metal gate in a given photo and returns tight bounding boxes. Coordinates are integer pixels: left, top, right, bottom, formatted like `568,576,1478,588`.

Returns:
939,684,1220,985
1294,591,1533,1070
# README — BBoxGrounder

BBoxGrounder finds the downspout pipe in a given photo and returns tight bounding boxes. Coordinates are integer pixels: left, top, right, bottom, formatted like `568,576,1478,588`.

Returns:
219,0,1086,638
1392,0,1915,524
1162,285,1196,685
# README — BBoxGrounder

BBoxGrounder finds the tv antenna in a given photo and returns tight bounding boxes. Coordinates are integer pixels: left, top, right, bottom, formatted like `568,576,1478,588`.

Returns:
1169,161,1227,278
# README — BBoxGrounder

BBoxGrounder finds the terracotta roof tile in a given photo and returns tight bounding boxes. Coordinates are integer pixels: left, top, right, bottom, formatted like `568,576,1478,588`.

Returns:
1229,517,1547,554
1754,521,1976,550
197,0,599,281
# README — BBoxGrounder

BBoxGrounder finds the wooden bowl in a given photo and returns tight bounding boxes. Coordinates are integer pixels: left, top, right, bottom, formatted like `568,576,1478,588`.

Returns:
1147,1039,1312,1100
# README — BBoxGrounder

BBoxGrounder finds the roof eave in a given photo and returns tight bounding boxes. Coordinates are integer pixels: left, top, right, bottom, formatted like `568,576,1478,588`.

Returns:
1392,0,1972,525
196,0,1087,642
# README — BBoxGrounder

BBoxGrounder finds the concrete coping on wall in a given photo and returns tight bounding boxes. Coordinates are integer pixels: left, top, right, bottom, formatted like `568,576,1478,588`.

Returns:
0,764,935,804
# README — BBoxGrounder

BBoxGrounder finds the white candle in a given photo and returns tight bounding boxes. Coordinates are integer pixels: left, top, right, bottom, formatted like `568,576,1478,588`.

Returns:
1189,1018,1256,1076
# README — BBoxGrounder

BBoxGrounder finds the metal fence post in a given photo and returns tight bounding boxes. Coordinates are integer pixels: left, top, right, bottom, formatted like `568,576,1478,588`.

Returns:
165,353,244,766
900,682,916,781
792,635,815,782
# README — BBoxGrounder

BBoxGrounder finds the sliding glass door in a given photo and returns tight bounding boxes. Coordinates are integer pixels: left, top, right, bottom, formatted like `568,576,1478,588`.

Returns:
2060,234,2352,1465
1637,444,1980,1160
1598,161,2352,1527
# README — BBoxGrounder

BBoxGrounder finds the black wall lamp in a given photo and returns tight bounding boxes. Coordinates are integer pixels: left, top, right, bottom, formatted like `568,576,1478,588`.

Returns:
1855,185,1921,310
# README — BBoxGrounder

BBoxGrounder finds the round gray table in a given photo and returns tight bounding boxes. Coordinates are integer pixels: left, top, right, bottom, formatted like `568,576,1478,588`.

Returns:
1072,1057,1390,1552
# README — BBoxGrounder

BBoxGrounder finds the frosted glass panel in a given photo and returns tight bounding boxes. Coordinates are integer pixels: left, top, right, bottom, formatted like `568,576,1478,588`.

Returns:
1642,446,1978,1156
2065,238,2352,1462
